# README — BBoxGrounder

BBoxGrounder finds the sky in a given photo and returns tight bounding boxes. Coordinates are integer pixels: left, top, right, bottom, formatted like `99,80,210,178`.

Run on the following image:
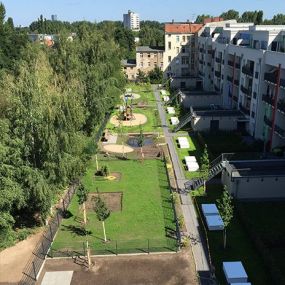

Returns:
2,0,285,27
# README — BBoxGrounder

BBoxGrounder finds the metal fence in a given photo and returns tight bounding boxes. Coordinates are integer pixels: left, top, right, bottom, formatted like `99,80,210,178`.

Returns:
19,183,78,285
49,238,178,258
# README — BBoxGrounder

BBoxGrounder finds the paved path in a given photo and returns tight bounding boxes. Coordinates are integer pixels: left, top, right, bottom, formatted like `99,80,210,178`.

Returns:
153,86,213,284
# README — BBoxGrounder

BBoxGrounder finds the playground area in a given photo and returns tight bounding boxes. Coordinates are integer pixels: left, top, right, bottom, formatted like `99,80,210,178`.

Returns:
109,112,148,127
51,155,178,255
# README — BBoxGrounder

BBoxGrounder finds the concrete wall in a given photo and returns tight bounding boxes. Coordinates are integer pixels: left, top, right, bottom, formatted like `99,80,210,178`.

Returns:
182,94,222,108
193,115,238,131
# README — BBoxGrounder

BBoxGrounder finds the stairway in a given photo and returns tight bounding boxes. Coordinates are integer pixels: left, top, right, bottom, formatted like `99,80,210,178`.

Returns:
174,112,193,132
184,153,234,191
167,90,182,106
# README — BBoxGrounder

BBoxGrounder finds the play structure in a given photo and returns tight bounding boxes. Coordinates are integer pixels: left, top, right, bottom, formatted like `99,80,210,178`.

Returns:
120,92,135,121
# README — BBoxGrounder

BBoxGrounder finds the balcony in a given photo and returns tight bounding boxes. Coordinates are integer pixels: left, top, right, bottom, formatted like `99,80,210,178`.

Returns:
277,99,285,113
264,116,272,128
215,71,221,78
214,84,220,92
207,50,212,55
241,85,252,96
227,75,233,82
264,72,285,88
234,79,240,86
262,94,274,106
242,65,254,77
228,60,234,67
199,48,205,53
215,57,222,64
239,104,250,116
235,63,241,69
275,124,285,138
233,95,238,102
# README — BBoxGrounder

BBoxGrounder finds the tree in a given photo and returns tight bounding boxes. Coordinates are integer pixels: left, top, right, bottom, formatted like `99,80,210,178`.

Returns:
93,195,110,242
76,183,88,225
148,66,163,84
220,10,239,21
200,145,210,192
195,14,212,24
216,186,234,249
137,69,148,83
240,10,263,25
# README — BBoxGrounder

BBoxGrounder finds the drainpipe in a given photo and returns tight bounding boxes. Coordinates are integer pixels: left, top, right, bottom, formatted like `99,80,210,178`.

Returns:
269,64,281,150
231,53,236,108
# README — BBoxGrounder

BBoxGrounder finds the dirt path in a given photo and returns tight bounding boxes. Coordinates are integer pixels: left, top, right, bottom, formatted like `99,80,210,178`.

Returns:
109,113,147,127
103,144,134,153
37,250,198,285
0,231,43,283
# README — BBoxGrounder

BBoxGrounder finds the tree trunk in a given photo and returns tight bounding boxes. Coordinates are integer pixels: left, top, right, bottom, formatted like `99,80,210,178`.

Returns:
86,240,91,268
223,228,227,249
83,202,87,225
102,221,107,242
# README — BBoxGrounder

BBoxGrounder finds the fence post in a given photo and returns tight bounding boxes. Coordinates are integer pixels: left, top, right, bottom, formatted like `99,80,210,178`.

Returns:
57,212,60,226
148,239,150,254
49,224,53,241
32,261,37,280
116,240,118,255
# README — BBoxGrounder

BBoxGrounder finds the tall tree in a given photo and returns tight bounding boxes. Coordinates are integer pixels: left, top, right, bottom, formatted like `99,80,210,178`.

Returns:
195,14,212,24
220,10,239,21
200,145,210,192
216,187,234,249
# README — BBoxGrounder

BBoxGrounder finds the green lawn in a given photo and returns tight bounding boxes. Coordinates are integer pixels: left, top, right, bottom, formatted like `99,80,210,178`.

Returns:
194,185,272,285
173,134,203,180
52,158,177,255
125,83,156,106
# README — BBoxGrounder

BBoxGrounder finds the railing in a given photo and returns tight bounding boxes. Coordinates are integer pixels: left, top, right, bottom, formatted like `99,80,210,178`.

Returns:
264,72,277,84
262,94,274,106
275,124,285,138
215,71,221,78
239,104,250,116
241,85,252,96
215,57,222,64
19,183,78,285
264,115,272,128
277,100,285,113
242,65,254,77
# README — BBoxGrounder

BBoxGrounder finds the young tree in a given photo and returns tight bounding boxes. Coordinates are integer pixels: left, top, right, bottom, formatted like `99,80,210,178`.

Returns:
93,195,110,242
76,183,88,226
200,145,210,192
148,66,163,84
216,186,234,249
137,124,145,161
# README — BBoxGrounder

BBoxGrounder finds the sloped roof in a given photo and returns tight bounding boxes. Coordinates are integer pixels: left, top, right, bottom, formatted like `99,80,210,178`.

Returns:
165,23,203,34
136,46,164,53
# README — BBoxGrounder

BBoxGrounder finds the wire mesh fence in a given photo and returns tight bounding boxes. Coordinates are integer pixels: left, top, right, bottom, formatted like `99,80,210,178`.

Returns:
19,182,78,285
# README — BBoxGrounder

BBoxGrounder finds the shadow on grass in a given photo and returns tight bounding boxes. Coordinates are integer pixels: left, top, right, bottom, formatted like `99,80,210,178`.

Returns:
62,225,92,236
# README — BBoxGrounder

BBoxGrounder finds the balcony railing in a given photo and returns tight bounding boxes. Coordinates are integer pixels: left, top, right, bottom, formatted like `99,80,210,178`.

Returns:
239,104,250,116
242,65,254,77
215,71,221,78
215,57,222,64
277,99,285,113
241,85,252,96
264,116,272,128
275,124,285,138
214,84,220,92
262,94,274,106
264,72,285,88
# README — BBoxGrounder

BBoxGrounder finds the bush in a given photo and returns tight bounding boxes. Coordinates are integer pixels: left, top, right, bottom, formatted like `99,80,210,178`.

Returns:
181,236,190,248
178,215,185,228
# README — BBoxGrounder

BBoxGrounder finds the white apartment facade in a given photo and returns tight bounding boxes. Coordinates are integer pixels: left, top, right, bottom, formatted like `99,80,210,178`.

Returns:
123,10,140,31
197,22,285,150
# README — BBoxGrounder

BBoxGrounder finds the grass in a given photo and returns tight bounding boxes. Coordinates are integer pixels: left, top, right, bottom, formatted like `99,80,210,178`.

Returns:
125,82,156,106
173,134,204,180
52,158,177,254
194,184,272,285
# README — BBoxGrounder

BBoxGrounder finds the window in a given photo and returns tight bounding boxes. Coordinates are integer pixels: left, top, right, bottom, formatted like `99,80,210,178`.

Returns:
141,62,143,67
168,66,171,71
148,62,151,67
182,36,186,42
187,36,190,41
182,56,189,64
148,53,151,58
176,59,180,64
181,46,186,53
176,36,180,43
168,34,171,37
176,47,179,53
168,56,171,63
168,42,171,50
140,53,143,58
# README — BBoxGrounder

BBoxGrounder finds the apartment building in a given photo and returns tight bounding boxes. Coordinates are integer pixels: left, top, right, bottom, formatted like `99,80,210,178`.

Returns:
196,22,285,150
122,46,164,80
123,10,140,31
163,22,203,90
